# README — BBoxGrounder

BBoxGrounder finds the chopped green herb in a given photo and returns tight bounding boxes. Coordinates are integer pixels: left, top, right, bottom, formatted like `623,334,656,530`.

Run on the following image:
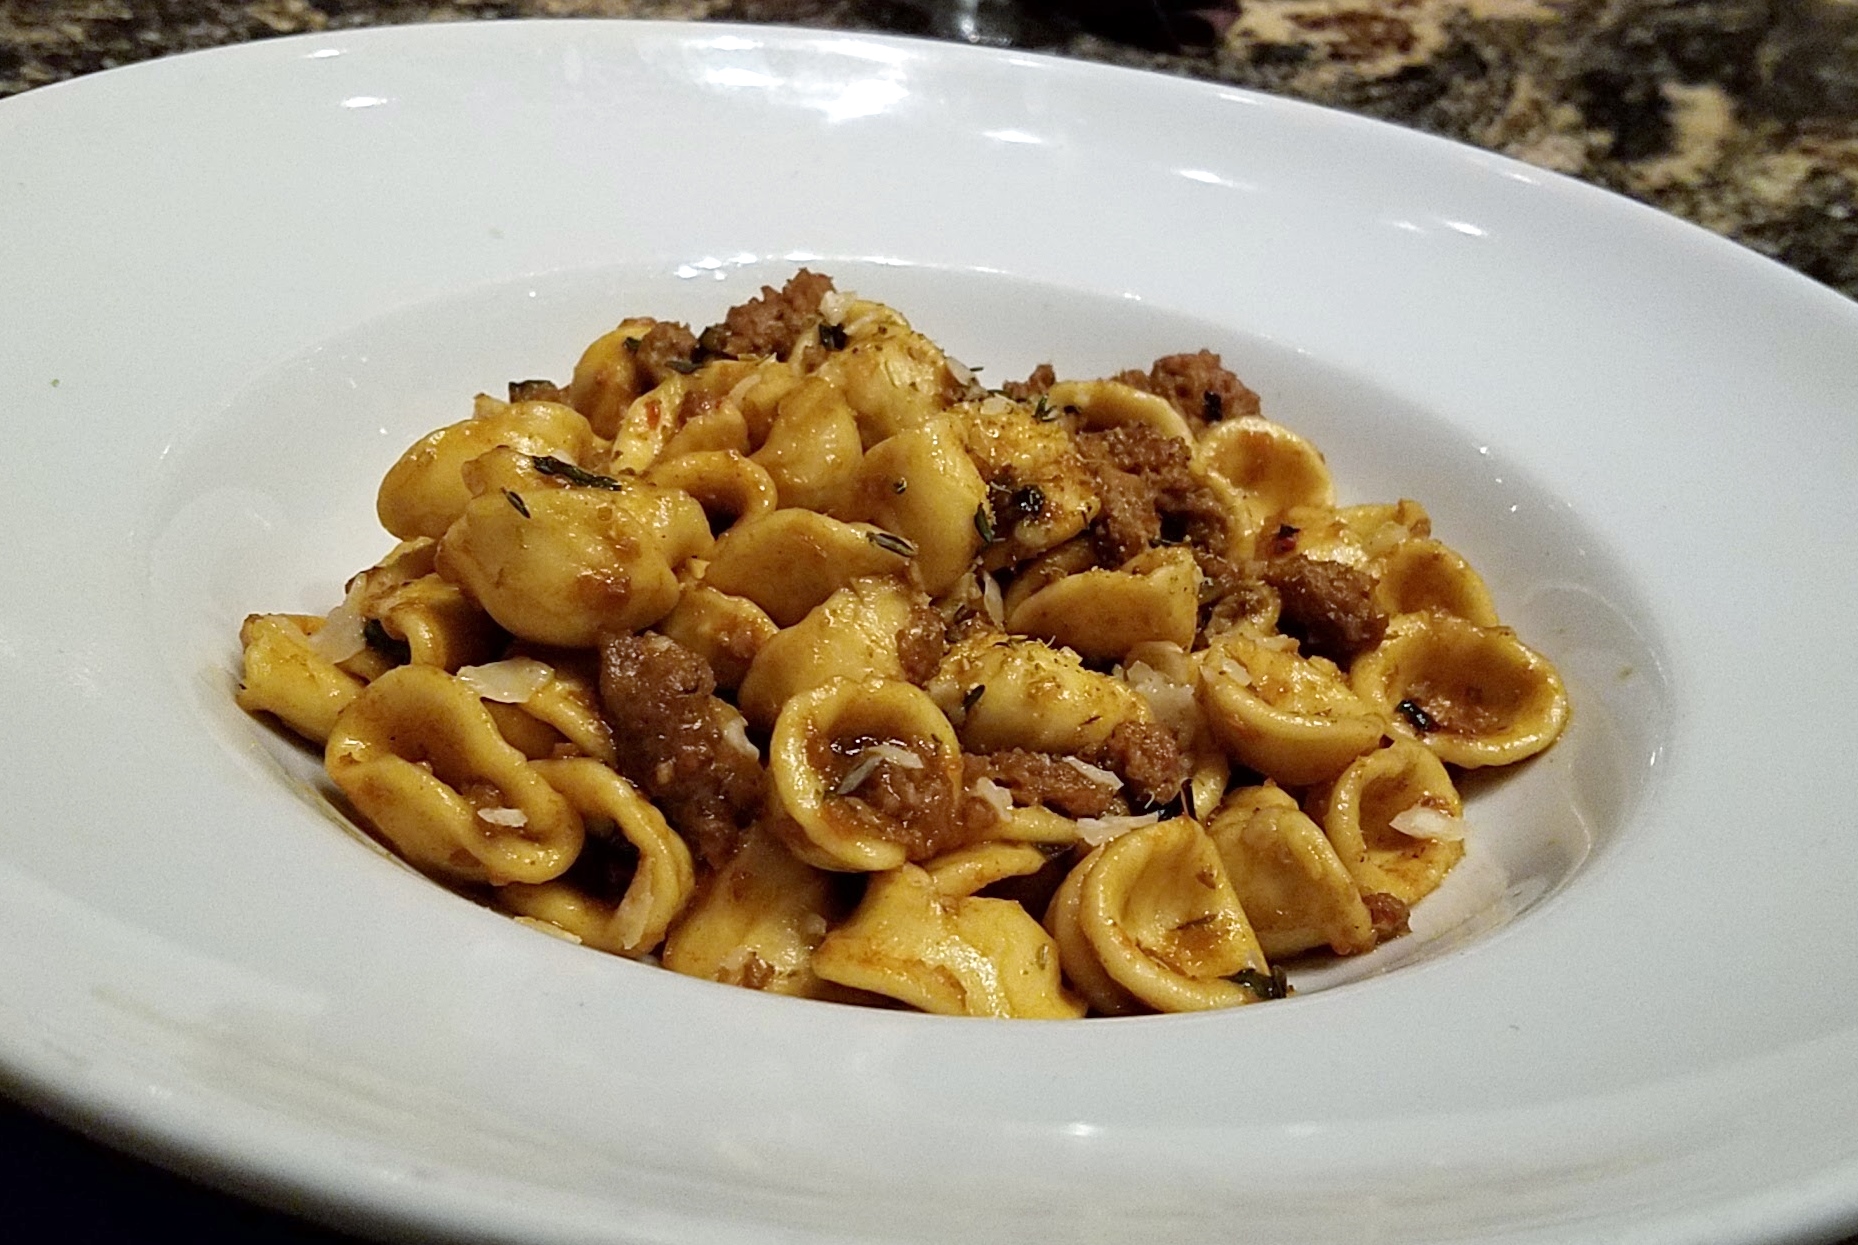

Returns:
892,478,909,494
1032,394,1056,422
532,455,624,491
973,505,996,545
818,321,849,351
961,684,986,714
1396,699,1437,733
622,336,641,353
1229,965,1290,1000
666,358,700,375
503,488,531,517
867,529,917,558
1203,390,1224,422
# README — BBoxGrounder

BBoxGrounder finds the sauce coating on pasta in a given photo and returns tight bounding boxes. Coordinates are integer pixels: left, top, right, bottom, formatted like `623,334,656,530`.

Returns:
237,272,1569,1018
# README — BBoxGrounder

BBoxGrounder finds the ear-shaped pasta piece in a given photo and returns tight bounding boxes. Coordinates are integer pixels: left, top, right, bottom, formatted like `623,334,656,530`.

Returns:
1075,818,1272,1012
1045,380,1194,445
1207,784,1375,958
1005,545,1199,661
1000,538,1098,620
436,471,711,647
1197,628,1387,785
645,450,778,537
496,758,697,956
769,678,966,870
811,312,959,445
1187,746,1231,824
841,418,988,596
661,828,839,997
1043,849,1144,1015
1277,500,1431,570
737,576,923,728
458,655,619,768
1373,538,1500,626
811,865,1084,1019
377,401,600,540
751,376,866,513
701,510,913,628
610,359,761,474
325,665,584,885
567,317,664,438
1351,612,1569,767
927,633,1152,755
921,841,1050,899
1195,416,1334,519
367,573,500,672
658,583,780,693
1305,739,1466,906
954,397,1099,566
236,613,365,744
659,397,751,460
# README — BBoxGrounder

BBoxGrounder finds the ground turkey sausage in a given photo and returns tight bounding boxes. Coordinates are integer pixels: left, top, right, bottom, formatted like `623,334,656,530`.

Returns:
1115,350,1261,431
1262,555,1388,666
598,633,765,868
696,269,835,361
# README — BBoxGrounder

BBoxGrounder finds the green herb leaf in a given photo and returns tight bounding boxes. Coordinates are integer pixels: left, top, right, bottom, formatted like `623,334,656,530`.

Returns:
961,684,986,713
973,505,996,545
532,455,624,491
503,488,531,517
867,529,917,558
1396,699,1437,733
665,358,700,375
362,618,412,665
1032,394,1055,422
818,321,849,351
1229,965,1290,1000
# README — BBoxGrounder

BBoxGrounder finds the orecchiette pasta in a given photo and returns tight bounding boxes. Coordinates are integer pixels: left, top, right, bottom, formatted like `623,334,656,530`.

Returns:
239,271,1567,1019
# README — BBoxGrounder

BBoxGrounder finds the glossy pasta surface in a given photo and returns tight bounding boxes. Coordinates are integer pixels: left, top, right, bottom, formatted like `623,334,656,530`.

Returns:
237,272,1568,1018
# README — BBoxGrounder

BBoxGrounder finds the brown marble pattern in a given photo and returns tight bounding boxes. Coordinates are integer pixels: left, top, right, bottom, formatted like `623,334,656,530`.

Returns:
2,1,1854,297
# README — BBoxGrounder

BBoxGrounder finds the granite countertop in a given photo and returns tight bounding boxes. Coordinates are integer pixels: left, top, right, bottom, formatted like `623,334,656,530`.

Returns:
3,0,1856,299
1,2,1855,1243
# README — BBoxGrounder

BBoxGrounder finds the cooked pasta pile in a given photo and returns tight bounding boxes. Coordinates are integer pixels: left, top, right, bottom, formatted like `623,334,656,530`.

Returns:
237,271,1569,1018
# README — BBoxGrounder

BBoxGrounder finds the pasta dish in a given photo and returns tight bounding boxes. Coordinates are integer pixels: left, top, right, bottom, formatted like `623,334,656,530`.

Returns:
236,271,1568,1018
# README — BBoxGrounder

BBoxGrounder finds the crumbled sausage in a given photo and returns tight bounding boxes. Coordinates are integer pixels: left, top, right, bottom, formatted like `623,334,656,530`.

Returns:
696,269,835,360
1000,362,1056,401
1096,719,1189,809
598,633,764,868
507,378,567,404
894,603,948,687
1076,423,1233,570
1364,891,1411,942
1262,555,1388,666
833,742,965,860
631,320,700,388
963,751,1119,819
1116,350,1261,431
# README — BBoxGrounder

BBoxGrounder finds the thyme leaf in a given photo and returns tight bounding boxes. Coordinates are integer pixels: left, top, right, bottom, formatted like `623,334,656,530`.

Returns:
1396,699,1437,734
532,455,624,491
961,684,986,713
503,488,531,517
867,529,917,558
1229,965,1290,1000
973,505,996,545
818,321,849,351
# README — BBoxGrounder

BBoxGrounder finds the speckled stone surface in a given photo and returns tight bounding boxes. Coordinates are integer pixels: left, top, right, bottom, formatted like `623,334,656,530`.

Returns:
3,0,1856,298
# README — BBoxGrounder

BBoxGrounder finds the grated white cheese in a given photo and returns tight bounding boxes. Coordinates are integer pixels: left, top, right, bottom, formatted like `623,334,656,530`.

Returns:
1125,661,1199,740
1212,653,1252,687
456,657,554,704
978,394,1015,417
946,355,976,387
980,572,1005,627
866,742,925,770
1076,811,1161,847
307,577,369,663
1060,755,1120,789
818,289,856,326
512,916,582,944
477,806,529,828
1390,806,1469,841
725,369,762,409
968,776,1015,819
721,712,760,761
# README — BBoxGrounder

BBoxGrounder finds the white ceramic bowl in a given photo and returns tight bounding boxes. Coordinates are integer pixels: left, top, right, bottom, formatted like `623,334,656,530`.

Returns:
2,20,1855,1244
